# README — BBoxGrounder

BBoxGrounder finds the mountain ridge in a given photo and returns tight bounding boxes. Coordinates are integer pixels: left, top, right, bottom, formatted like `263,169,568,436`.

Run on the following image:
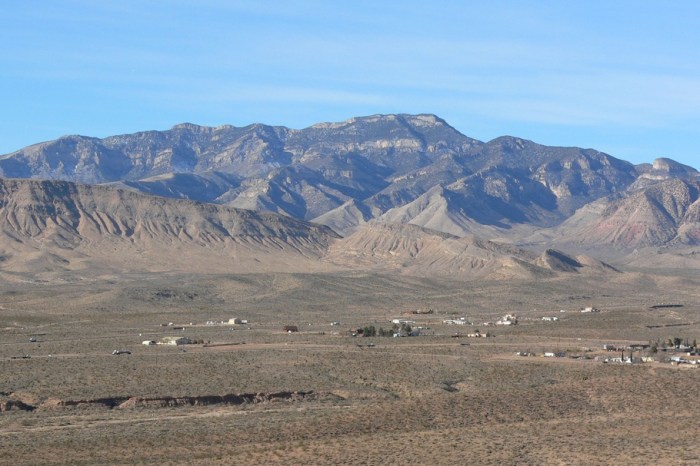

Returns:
1,114,698,258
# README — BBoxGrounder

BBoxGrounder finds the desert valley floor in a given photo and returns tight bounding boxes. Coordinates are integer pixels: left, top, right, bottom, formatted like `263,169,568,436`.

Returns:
2,268,700,465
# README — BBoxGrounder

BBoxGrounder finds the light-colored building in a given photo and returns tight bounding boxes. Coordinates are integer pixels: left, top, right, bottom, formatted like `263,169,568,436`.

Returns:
496,314,518,326
228,318,243,325
159,336,191,346
443,318,470,325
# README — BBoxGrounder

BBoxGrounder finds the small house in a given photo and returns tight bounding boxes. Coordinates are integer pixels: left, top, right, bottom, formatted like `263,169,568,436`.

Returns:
496,314,518,326
228,318,243,325
160,336,191,346
391,319,415,325
142,340,156,346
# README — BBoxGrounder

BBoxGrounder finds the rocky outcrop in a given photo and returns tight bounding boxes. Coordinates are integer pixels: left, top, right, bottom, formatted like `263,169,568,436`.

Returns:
5,391,325,411
0,399,35,412
559,178,700,248
115,391,317,409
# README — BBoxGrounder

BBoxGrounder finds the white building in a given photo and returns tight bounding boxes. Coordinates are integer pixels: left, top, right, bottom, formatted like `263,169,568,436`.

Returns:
443,318,470,325
159,336,191,346
496,314,518,326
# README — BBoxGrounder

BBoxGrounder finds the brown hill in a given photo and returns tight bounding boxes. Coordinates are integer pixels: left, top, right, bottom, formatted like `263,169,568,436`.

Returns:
324,223,615,280
535,249,619,273
0,178,340,277
311,199,375,237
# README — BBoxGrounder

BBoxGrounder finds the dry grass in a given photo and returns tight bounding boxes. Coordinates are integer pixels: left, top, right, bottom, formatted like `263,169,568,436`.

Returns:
2,270,700,464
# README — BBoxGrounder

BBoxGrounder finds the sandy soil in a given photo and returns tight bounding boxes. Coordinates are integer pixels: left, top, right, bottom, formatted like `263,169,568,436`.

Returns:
2,270,700,465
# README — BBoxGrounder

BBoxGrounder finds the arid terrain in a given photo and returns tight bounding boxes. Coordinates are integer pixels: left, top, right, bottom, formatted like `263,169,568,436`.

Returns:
2,268,700,465
1,115,699,464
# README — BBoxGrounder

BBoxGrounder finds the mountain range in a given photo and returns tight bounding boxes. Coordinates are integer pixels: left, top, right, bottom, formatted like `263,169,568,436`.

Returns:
1,114,698,277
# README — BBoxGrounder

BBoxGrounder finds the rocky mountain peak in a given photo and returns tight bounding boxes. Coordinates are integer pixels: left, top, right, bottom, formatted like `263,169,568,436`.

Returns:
170,122,210,132
1,114,697,252
653,157,698,177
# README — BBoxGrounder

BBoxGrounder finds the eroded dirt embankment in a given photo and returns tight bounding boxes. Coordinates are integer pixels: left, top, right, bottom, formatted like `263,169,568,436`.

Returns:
1,390,331,411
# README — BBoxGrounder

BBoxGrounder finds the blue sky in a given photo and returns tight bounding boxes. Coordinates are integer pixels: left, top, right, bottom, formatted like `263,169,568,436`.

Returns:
2,1,699,168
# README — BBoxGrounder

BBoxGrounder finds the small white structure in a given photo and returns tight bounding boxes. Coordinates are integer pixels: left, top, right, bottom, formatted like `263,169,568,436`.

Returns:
581,307,600,313
228,318,243,325
391,319,415,325
541,316,559,322
496,314,518,326
443,318,470,325
142,340,156,346
159,336,191,346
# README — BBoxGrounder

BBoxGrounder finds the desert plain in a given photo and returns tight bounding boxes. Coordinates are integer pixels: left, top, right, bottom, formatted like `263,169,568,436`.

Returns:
2,267,700,465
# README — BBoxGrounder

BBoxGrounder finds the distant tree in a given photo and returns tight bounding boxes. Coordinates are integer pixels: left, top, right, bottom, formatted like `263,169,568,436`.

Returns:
673,337,683,348
362,325,376,337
